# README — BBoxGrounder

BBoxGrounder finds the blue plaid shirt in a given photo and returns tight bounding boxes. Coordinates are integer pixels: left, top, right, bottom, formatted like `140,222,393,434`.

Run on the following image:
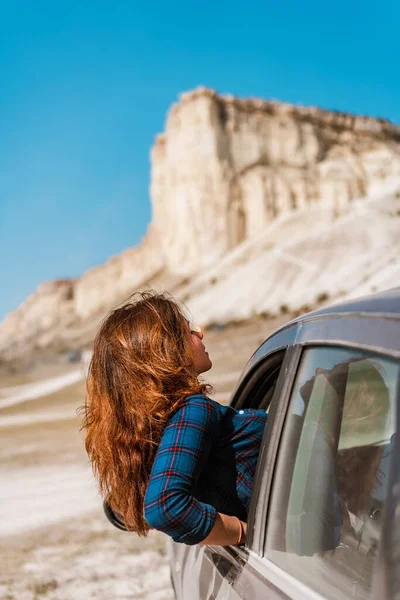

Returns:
144,394,267,545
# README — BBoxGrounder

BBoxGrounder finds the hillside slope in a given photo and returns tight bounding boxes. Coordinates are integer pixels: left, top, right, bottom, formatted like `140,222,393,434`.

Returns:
179,181,400,324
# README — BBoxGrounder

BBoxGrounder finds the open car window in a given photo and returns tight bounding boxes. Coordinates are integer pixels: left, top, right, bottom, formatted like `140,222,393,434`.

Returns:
232,350,286,413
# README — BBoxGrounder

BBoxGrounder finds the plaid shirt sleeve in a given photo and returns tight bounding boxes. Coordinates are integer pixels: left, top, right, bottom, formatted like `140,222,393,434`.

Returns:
143,395,220,545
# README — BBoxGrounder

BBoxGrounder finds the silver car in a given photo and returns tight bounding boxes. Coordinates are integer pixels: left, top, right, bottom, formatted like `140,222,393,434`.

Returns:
169,288,400,600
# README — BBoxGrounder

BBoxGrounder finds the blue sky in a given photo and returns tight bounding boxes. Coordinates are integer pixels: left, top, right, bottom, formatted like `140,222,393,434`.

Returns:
1,0,399,320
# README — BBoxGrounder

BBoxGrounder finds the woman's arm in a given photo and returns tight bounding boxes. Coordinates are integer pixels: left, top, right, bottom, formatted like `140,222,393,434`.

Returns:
199,513,247,546
144,395,243,546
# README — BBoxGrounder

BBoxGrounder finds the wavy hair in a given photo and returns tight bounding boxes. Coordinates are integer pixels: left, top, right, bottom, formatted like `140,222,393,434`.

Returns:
80,291,212,535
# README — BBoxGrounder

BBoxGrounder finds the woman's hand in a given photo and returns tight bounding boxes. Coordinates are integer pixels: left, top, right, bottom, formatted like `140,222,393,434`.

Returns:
198,513,247,547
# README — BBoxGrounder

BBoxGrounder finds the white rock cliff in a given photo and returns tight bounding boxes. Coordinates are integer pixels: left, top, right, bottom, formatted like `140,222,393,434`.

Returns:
1,87,400,360
152,88,400,273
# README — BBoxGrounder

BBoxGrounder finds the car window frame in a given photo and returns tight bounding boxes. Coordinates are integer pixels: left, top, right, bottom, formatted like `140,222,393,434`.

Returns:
228,324,299,553
202,325,299,565
247,343,303,555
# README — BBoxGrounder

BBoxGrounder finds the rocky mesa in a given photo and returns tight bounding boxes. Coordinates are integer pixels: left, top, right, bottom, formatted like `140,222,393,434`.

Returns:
1,87,400,361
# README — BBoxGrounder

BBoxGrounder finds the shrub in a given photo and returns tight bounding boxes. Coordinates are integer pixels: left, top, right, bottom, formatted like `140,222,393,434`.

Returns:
316,292,329,303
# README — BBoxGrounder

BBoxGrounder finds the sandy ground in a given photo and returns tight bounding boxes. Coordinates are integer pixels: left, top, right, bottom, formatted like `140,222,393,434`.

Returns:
0,371,84,409
0,318,284,600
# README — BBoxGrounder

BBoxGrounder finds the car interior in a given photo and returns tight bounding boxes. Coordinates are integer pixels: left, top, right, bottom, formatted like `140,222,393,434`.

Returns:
233,350,285,413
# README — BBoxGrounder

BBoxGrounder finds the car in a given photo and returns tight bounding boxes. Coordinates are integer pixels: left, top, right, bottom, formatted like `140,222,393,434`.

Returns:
169,287,400,600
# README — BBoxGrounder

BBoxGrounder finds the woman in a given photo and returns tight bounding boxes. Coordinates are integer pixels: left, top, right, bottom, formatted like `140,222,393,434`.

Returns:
82,291,267,546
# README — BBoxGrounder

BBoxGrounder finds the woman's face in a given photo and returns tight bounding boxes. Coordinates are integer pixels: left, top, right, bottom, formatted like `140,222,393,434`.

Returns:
186,319,212,374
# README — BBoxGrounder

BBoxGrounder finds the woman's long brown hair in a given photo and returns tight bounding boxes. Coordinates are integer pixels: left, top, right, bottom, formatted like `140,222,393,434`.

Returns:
80,291,212,535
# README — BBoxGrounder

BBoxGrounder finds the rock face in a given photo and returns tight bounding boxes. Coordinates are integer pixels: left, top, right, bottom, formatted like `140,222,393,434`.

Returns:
1,87,400,361
152,88,400,274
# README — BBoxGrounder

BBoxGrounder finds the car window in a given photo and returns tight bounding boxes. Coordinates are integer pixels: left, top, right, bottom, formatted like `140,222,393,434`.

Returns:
264,347,399,600
233,350,286,412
